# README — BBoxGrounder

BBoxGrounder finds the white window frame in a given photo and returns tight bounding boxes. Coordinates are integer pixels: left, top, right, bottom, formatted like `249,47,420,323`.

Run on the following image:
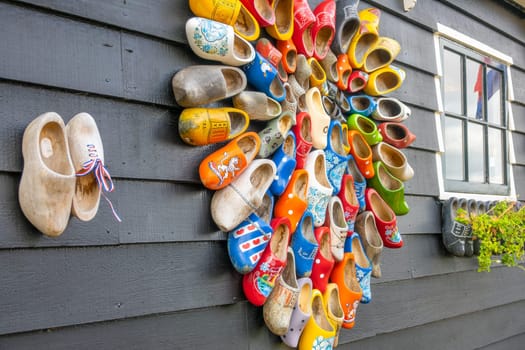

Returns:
433,23,517,201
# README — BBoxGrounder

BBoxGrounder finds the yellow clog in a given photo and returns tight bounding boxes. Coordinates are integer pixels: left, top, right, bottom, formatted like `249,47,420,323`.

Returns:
364,65,406,96
308,57,327,88
266,0,294,40
347,8,380,69
363,36,401,73
323,283,344,347
298,289,336,350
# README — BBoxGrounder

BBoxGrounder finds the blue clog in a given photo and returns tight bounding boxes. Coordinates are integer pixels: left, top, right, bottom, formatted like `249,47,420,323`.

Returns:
242,51,286,102
290,211,319,277
227,213,273,274
324,119,350,194
269,131,297,196
347,156,366,212
344,232,373,303
348,94,377,117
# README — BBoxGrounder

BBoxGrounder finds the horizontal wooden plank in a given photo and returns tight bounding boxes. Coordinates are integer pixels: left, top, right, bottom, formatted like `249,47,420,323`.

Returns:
512,131,525,165
399,196,441,234
404,148,440,197
0,2,123,97
0,302,250,350
388,64,438,111
479,332,525,350
0,172,222,249
343,300,525,350
0,81,217,183
511,102,525,133
14,0,192,43
0,241,241,335
403,105,439,152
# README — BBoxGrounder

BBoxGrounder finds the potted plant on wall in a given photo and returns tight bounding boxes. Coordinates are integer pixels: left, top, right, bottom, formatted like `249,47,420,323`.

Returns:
460,201,525,272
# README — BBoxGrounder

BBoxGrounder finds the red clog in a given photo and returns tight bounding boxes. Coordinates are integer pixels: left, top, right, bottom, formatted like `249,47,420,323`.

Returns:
241,0,275,27
312,0,336,60
243,217,292,306
337,174,360,234
292,0,316,57
311,226,335,293
347,70,368,94
292,112,313,169
365,188,403,248
378,122,416,149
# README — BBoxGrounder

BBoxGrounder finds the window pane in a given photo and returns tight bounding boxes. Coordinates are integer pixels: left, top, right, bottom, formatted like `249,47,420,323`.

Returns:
468,123,485,182
466,59,483,120
443,50,462,114
444,117,464,180
487,68,503,125
488,128,504,184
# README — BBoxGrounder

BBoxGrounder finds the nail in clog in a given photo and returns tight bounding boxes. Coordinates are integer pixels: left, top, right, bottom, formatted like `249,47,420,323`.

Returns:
297,289,336,350
347,130,374,179
441,197,468,257
305,150,334,227
311,0,336,60
323,283,344,347
274,169,309,231
211,159,276,232
344,232,372,303
367,161,410,215
186,17,255,66
277,38,298,73
242,52,286,102
266,0,294,40
189,0,260,41
292,0,316,57
264,247,299,335
355,211,384,278
172,65,247,107
347,69,369,93
199,132,260,190
332,0,360,56
66,113,114,222
320,49,339,83
256,38,288,82
241,0,275,27
372,142,414,181
365,188,403,248
19,112,75,236
348,94,376,117
347,156,367,211
336,53,352,91
329,252,362,329
347,113,382,146
364,65,406,96
324,120,350,194
233,91,282,121
372,97,411,122
178,107,249,146
363,37,401,73
281,277,313,348
290,211,318,277
292,112,313,170
337,174,360,233
258,113,294,158
347,8,380,69
311,226,335,293
307,57,327,88
270,131,297,196
227,212,273,274
243,217,291,306
305,87,331,150
325,196,348,262
378,122,416,149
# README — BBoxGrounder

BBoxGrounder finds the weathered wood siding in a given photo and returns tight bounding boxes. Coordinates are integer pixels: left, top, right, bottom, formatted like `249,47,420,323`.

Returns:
0,0,523,348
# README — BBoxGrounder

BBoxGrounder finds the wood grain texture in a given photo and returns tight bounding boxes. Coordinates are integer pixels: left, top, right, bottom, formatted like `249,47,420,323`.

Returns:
403,148,440,197
403,105,439,152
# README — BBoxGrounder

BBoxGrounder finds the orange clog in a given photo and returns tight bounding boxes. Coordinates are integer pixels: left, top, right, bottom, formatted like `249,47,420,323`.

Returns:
336,54,352,90
274,169,309,232
178,107,249,146
277,38,298,73
199,132,260,190
347,130,374,178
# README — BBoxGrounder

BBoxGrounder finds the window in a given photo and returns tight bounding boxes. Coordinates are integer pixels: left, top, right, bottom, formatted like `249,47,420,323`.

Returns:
439,37,510,196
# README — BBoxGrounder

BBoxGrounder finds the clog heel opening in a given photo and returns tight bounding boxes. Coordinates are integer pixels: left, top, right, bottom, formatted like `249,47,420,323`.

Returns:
330,125,345,155
327,288,343,318
345,258,361,292
340,20,360,52
385,123,406,140
319,231,331,260
233,36,253,61
312,295,333,331
352,237,370,268
344,178,359,206
255,0,274,22
315,27,334,58
270,79,286,100
301,26,315,54
382,146,404,168
229,112,249,137
370,192,394,222
255,194,273,222
364,215,383,249
310,59,325,82
283,134,295,157
278,115,293,134
271,223,290,261
238,135,258,159
74,172,99,214
315,156,331,187
376,72,399,93
379,99,401,118
222,68,245,92
378,164,401,191
354,33,377,63
284,49,297,72
273,0,293,34
351,134,370,159
365,49,390,72
39,122,74,176
298,282,313,314
235,8,258,39
352,97,371,112
356,116,375,134
349,77,366,92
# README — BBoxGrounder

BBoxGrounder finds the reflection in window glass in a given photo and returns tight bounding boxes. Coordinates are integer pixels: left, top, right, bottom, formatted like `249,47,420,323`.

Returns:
444,117,464,180
487,68,502,125
488,128,504,184
466,59,483,120
443,50,462,115
468,123,484,182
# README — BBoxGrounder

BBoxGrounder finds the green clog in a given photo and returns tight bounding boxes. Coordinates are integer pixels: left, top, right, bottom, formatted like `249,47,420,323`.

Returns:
367,161,409,215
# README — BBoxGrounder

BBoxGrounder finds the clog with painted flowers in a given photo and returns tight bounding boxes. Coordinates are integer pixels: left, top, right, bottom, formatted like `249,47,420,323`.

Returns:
367,161,410,215
346,156,367,211
292,0,316,57
305,150,334,227
258,113,294,158
243,217,291,306
199,132,260,190
324,196,348,262
365,188,403,248
324,119,350,194
185,17,255,66
178,107,249,146
189,0,260,41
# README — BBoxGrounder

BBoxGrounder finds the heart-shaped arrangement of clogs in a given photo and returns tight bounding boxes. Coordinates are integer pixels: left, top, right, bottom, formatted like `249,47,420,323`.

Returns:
174,0,416,347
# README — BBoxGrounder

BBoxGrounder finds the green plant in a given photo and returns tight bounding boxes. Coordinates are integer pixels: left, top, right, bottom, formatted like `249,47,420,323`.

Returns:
458,201,525,272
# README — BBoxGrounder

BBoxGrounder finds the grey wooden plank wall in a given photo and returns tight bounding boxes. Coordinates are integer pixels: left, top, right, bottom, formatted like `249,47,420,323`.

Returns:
0,0,523,349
